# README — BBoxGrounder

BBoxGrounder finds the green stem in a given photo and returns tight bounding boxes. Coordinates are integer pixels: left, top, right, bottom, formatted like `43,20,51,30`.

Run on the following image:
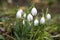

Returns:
46,8,48,15
30,28,34,40
42,9,44,17
40,25,45,40
33,27,40,40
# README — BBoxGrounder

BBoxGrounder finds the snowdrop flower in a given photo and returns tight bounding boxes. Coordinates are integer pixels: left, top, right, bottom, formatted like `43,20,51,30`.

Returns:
27,14,33,21
23,20,25,25
40,17,45,24
16,9,23,18
23,13,26,18
31,7,37,16
46,13,51,20
34,19,39,26
16,13,22,18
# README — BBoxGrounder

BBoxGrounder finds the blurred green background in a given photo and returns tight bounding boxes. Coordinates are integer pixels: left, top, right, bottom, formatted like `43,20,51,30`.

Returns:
0,0,60,40
0,0,60,16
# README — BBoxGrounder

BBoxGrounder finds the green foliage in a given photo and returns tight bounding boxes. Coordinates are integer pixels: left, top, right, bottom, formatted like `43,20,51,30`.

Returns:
0,35,5,40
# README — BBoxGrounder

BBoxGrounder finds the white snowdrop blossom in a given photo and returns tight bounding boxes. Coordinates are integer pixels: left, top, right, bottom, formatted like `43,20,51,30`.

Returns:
40,17,45,24
34,19,39,26
27,14,33,21
46,13,51,20
16,13,22,18
23,20,25,25
16,9,23,18
31,7,37,16
23,13,26,18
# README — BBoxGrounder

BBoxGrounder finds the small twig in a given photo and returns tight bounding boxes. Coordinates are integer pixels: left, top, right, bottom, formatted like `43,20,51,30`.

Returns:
3,33,16,40
51,34,60,38
0,22,4,24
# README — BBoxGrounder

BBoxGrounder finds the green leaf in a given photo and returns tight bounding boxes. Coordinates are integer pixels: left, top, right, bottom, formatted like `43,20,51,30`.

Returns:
0,35,5,40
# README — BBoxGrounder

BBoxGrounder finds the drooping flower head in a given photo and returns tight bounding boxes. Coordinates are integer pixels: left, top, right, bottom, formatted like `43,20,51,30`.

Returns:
40,17,45,24
31,7,37,16
40,9,45,24
34,19,39,26
23,20,25,25
27,14,33,22
46,13,51,20
16,9,23,18
23,13,26,18
46,8,51,20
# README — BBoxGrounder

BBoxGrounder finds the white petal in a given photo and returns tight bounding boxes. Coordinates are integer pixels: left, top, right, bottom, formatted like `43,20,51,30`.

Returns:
46,14,51,20
23,20,25,25
31,7,37,16
16,13,22,18
40,17,45,24
34,19,39,26
23,13,26,18
27,14,33,21
16,9,23,18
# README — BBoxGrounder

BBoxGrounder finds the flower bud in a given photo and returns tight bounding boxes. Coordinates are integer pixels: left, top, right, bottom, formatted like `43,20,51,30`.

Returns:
23,20,25,25
34,19,39,26
46,13,51,20
40,17,45,24
16,13,22,18
23,13,26,18
27,14,33,21
31,7,37,16
16,9,23,18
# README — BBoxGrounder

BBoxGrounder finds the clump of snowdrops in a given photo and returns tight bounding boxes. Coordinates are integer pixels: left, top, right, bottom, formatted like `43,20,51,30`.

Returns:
14,7,53,40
